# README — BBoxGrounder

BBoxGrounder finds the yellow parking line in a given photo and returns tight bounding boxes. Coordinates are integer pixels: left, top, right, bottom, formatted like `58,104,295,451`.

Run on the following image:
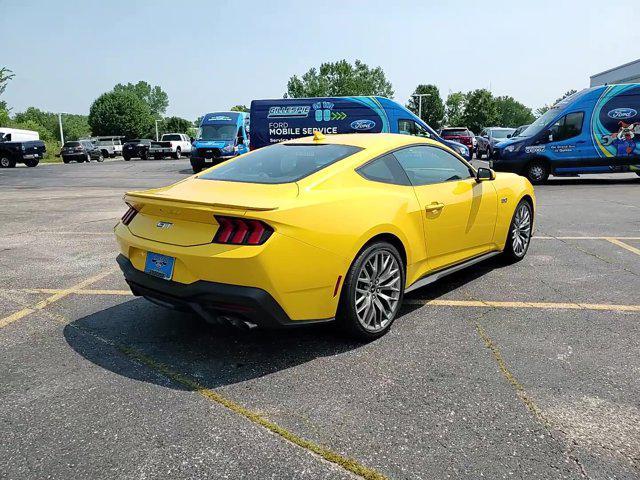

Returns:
0,268,118,329
405,298,640,312
66,323,387,480
605,237,640,257
535,236,640,240
14,288,133,296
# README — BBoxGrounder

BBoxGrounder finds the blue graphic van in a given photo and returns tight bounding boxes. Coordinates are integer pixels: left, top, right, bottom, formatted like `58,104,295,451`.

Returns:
491,84,640,183
191,111,250,173
249,97,470,160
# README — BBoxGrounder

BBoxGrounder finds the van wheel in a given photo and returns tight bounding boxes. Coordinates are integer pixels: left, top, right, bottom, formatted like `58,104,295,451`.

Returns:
524,160,549,184
502,200,533,263
174,147,181,159
339,241,405,341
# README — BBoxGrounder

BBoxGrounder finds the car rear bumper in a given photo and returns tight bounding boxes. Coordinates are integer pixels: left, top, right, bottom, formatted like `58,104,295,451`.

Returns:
117,254,333,328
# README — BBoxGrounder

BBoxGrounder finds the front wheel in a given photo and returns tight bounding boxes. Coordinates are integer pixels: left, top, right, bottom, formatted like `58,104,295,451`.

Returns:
523,160,549,184
141,150,149,160
24,159,39,167
502,200,533,263
635,171,640,177
339,241,405,341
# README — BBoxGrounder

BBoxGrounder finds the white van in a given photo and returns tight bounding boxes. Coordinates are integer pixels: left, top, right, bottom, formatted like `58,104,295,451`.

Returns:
0,127,40,142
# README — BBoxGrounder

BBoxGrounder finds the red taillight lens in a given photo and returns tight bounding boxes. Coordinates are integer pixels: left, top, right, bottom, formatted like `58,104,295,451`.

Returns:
121,205,138,226
75,146,83,151
213,216,273,245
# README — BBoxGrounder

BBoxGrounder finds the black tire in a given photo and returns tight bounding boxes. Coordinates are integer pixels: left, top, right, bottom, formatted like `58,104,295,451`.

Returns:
0,155,16,168
63,157,70,164
24,159,39,167
141,150,149,160
502,199,533,264
174,147,181,159
97,153,104,162
192,165,202,173
338,241,405,341
101,149,109,158
523,160,549,184
123,155,131,161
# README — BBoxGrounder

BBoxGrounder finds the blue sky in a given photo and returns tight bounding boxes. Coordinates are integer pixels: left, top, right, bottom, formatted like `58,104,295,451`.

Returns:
1,0,638,120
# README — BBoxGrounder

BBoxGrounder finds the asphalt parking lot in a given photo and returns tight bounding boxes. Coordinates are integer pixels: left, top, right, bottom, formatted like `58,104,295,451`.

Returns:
1,160,639,480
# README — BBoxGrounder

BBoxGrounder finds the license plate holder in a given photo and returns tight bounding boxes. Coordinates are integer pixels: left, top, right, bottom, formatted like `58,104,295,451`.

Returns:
144,252,175,280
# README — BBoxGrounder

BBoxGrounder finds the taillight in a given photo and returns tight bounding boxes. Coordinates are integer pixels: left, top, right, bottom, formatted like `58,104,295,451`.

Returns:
213,216,273,245
75,146,83,152
121,205,138,226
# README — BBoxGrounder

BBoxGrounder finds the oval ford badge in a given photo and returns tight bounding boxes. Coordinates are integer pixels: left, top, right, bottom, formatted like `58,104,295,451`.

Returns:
607,108,637,119
350,119,376,131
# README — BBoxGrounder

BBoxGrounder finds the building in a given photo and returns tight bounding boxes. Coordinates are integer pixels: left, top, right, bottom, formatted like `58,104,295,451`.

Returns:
590,58,640,87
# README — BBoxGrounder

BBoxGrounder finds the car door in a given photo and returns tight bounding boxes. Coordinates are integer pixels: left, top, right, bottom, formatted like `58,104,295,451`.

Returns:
394,145,498,272
545,111,589,169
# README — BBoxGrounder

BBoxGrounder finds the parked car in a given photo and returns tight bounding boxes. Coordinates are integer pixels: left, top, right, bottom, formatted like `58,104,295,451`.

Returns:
160,133,192,159
249,97,470,159
190,112,250,173
0,128,46,167
476,127,516,159
115,132,534,340
122,139,172,161
60,140,103,163
92,137,123,158
439,127,475,156
511,125,530,138
491,84,640,183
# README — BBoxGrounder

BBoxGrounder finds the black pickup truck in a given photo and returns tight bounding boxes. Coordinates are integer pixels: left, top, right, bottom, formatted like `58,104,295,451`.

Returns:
122,139,172,161
0,136,46,168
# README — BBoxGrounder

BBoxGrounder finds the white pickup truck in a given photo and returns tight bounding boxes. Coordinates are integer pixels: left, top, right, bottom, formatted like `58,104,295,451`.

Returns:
160,133,192,159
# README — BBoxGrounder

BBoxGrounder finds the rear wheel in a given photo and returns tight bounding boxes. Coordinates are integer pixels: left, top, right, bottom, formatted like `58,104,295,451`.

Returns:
523,160,549,184
502,200,533,263
63,157,70,164
339,241,405,341
174,147,181,159
0,156,16,168
123,155,131,161
96,152,104,162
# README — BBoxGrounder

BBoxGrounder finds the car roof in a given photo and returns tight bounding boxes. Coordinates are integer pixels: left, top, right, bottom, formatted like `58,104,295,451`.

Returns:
284,132,441,149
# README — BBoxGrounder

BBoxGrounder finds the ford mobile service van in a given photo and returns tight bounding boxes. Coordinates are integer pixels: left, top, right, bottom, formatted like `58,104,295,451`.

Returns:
190,112,250,173
250,97,470,160
491,84,640,183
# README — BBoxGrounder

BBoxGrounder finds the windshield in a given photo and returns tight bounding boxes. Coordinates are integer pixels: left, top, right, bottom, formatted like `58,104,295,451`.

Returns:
518,110,560,138
491,129,515,139
200,143,362,184
197,125,236,141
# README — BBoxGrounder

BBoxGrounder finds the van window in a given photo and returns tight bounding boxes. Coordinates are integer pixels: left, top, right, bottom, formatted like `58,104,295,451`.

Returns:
398,119,431,138
200,143,362,184
394,145,473,186
550,112,584,142
357,154,411,186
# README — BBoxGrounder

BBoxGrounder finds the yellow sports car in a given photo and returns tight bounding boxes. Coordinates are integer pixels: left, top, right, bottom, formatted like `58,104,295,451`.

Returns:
115,132,534,340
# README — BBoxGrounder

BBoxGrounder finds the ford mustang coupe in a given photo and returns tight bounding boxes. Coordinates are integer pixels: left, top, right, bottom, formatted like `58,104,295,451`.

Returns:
115,132,534,340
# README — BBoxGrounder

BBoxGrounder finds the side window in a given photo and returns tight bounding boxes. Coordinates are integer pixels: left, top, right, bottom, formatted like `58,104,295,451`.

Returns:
398,119,431,138
357,154,411,186
550,112,584,142
394,146,473,186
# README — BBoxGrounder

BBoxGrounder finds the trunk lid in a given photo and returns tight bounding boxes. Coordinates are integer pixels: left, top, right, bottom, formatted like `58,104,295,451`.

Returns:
124,179,298,246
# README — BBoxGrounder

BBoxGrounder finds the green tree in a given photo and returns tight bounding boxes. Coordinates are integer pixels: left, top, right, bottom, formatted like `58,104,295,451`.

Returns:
494,96,535,127
536,89,578,116
230,105,248,112
13,107,91,142
406,84,444,129
0,101,11,126
286,59,393,98
461,89,499,133
0,67,14,97
444,92,466,127
89,90,154,138
162,116,193,135
113,81,169,118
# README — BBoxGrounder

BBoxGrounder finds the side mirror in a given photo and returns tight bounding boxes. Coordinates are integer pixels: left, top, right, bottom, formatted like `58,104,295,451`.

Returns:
476,167,495,182
545,129,553,143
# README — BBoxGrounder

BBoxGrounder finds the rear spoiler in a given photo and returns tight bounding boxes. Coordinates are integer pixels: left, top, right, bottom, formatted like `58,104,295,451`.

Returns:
124,191,278,212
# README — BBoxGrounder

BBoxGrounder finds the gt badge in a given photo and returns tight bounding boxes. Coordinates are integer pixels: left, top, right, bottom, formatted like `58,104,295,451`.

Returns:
156,221,173,229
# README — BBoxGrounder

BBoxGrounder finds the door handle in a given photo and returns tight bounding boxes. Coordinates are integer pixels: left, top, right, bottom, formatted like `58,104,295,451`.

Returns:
425,202,445,212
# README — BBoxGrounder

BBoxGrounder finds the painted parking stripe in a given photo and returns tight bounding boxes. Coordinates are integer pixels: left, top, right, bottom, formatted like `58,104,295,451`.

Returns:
0,268,118,329
605,237,640,257
404,299,640,312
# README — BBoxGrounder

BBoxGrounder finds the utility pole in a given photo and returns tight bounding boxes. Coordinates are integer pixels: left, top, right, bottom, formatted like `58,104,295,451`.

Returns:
58,113,64,145
155,120,159,141
411,93,431,120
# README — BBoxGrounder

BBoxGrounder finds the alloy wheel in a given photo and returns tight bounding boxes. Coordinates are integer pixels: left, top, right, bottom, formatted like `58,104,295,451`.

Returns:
512,203,532,257
528,164,545,182
0,157,9,167
354,250,402,332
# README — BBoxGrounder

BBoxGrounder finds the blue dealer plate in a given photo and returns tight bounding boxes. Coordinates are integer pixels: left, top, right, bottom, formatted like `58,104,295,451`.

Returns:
144,252,175,280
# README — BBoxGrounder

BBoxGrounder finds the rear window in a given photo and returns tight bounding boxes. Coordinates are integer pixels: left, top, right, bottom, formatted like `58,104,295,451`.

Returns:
441,128,469,135
200,143,362,184
162,134,182,141
64,142,80,147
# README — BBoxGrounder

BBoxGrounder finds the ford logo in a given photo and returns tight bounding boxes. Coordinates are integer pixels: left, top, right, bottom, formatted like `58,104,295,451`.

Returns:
350,119,376,131
607,108,637,119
